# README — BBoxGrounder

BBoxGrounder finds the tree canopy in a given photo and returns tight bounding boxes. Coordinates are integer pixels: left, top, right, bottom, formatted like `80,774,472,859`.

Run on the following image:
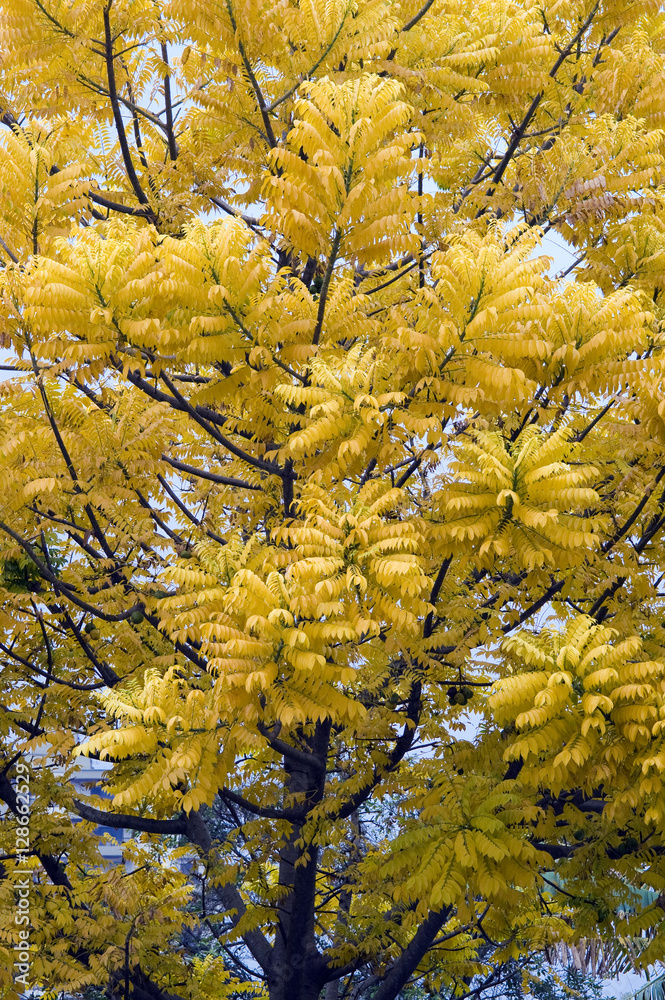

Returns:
1,0,665,997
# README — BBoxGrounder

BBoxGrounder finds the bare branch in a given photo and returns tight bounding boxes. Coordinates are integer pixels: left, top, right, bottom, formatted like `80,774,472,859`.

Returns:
161,42,179,160
89,188,153,217
162,454,263,490
0,234,19,263
401,0,437,33
210,195,263,229
102,3,154,214
73,799,188,835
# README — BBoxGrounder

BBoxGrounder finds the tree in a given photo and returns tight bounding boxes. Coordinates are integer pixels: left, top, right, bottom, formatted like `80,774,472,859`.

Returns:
0,0,665,996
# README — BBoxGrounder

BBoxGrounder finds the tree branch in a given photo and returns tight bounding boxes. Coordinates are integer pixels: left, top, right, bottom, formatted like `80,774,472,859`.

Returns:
331,681,422,821
602,465,665,553
0,234,19,263
89,188,153,217
182,808,273,973
160,42,179,160
313,229,343,346
210,195,263,229
0,520,142,621
370,906,452,1000
224,0,277,147
460,3,601,210
219,787,304,821
73,799,188,835
156,474,228,545
161,454,263,490
401,0,436,33
424,556,453,638
574,398,615,443
257,720,327,774
0,770,73,889
267,12,350,112
102,3,153,214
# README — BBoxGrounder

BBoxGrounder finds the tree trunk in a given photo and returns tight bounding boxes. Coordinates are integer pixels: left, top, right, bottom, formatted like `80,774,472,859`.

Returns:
269,720,331,1000
268,973,324,1000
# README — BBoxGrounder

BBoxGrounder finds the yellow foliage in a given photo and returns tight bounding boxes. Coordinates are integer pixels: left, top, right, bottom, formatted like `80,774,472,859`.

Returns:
2,0,665,996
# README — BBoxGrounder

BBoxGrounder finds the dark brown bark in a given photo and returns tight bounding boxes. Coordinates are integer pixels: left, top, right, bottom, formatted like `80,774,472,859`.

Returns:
268,721,330,1000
